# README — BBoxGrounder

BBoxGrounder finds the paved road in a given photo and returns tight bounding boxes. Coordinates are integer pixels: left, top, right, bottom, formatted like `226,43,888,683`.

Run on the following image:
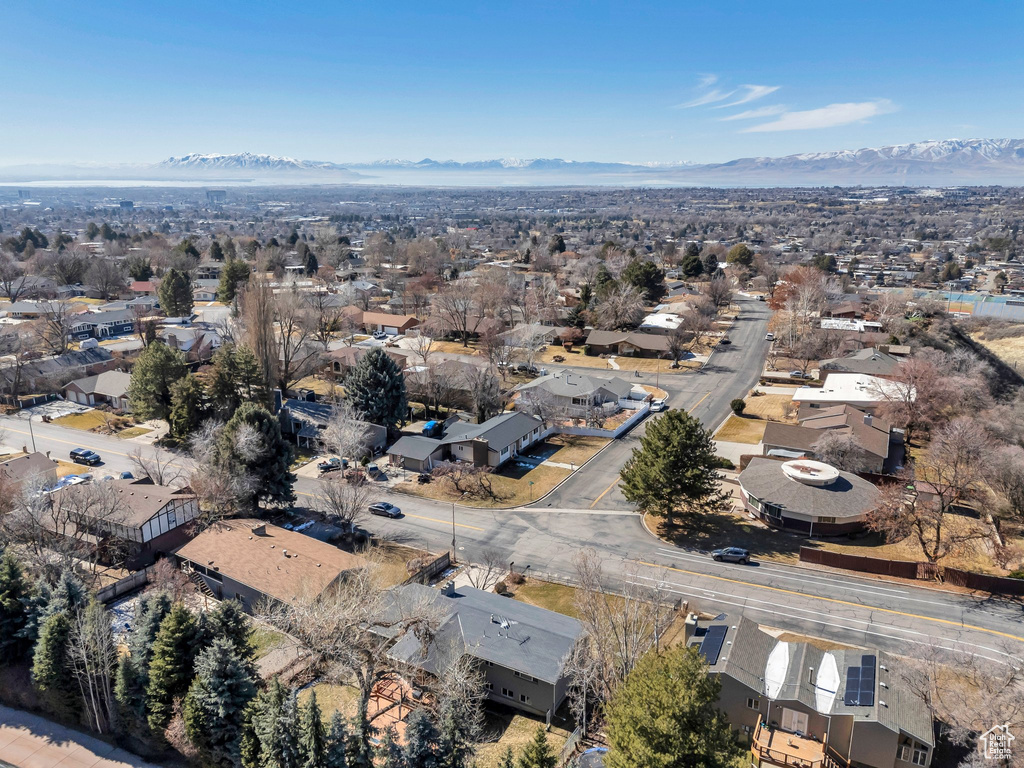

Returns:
542,297,773,510
4,297,1023,664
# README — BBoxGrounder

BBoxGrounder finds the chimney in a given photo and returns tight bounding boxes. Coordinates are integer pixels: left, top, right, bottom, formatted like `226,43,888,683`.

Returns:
441,581,456,596
251,525,267,536
282,549,289,557
864,413,872,427
272,389,283,414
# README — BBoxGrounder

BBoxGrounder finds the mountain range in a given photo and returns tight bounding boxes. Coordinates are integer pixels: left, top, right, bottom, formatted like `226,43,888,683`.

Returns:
3,139,1023,186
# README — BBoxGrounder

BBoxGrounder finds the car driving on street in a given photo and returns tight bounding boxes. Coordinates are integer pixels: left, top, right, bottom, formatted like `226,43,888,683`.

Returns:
69,448,102,466
711,546,751,564
368,501,402,518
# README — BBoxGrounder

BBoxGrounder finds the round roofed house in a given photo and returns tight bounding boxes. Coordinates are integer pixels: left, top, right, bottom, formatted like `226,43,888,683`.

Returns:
737,457,880,536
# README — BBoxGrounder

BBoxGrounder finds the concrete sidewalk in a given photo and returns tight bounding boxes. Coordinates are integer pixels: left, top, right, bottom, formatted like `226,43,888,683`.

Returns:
0,705,158,768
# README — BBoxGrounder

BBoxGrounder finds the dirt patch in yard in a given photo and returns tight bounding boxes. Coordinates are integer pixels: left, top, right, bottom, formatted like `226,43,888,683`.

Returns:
475,711,570,768
52,410,115,431
299,682,359,720
714,415,767,444
396,463,570,508
542,435,610,466
510,579,581,619
116,426,152,439
740,394,796,422
971,333,1024,369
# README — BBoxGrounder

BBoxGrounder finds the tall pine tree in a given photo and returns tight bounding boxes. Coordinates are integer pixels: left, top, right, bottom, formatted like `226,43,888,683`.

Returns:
184,637,258,768
31,611,79,715
604,645,739,768
128,341,188,420
619,409,730,529
375,726,405,768
169,373,206,440
214,402,296,510
403,709,440,768
0,550,29,660
146,603,199,730
158,268,195,318
324,711,349,768
516,727,556,768
345,348,407,431
298,690,327,768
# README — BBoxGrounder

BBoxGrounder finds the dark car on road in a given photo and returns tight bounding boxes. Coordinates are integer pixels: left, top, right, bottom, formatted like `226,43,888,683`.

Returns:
368,502,402,518
69,448,102,466
711,546,751,564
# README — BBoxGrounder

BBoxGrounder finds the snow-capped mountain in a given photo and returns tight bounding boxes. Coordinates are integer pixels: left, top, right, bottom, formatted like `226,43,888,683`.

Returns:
159,152,348,172
3,139,1023,186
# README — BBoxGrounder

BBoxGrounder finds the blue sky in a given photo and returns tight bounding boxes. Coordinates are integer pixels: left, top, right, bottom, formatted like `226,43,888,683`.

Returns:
1,1,1021,165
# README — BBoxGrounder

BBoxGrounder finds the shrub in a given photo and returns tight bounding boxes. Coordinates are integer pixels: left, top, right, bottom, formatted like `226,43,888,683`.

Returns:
506,571,525,586
494,581,508,595
712,456,735,470
1009,569,1024,581
730,399,746,415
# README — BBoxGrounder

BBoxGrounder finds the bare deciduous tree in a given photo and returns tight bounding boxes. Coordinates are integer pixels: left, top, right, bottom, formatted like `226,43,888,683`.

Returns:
811,430,869,473
315,474,374,530
128,447,185,487
320,400,373,460
465,548,507,591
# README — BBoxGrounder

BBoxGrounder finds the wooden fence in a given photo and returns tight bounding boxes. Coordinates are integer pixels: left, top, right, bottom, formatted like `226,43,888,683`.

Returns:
799,548,1024,597
96,565,153,603
404,551,452,585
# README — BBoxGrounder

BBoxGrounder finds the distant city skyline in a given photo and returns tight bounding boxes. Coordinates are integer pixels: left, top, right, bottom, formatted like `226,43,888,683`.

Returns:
1,1,1021,166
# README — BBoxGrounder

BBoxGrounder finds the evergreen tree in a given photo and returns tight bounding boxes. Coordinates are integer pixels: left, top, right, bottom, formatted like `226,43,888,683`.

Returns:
345,348,407,430
303,249,319,276
0,550,29,660
324,712,349,768
621,259,667,303
208,599,254,664
726,243,754,267
234,345,268,406
169,373,207,440
240,699,263,768
264,689,302,768
128,341,188,420
604,645,739,768
210,240,225,262
214,402,296,509
254,678,287,768
403,709,440,768
31,611,78,714
516,727,555,768
158,268,195,317
218,257,252,303
45,568,88,618
17,580,53,650
184,637,258,768
298,690,327,768
702,252,719,276
681,243,703,278
547,234,566,255
620,409,730,529
376,726,405,768
497,747,515,768
146,603,199,730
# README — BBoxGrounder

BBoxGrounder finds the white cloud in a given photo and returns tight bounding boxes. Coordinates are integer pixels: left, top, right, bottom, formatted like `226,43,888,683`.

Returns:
715,85,780,108
698,74,719,88
720,105,787,121
741,99,897,132
676,88,735,108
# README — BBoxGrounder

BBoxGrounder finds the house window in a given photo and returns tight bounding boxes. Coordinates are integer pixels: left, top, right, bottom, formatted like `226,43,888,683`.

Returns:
898,745,911,762
746,698,759,711
520,694,530,705
501,688,514,699
912,747,927,766
483,682,493,691
484,660,494,667
513,672,536,683
817,516,836,524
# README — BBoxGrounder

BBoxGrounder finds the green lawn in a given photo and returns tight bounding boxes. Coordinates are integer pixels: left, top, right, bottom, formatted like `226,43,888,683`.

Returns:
511,579,581,619
116,426,152,439
250,625,287,660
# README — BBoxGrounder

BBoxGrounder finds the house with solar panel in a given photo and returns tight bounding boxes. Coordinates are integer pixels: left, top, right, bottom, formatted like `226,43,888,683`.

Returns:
687,615,933,768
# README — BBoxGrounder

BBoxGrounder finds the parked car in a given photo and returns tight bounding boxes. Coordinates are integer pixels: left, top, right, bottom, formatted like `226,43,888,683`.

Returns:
368,502,401,518
650,399,667,412
372,330,388,340
765,332,775,341
119,471,134,480
516,363,540,375
756,295,766,301
416,473,431,484
711,547,751,564
69,448,102,466
719,337,731,345
318,457,346,473
789,370,812,379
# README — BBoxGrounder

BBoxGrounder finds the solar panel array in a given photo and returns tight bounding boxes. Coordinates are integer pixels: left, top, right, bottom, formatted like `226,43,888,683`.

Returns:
843,654,876,706
699,625,728,665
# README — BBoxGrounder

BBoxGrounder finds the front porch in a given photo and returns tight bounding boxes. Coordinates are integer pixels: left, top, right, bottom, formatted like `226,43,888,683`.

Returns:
752,722,846,768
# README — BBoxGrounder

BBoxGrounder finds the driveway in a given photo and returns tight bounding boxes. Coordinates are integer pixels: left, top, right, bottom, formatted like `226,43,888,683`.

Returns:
0,704,158,768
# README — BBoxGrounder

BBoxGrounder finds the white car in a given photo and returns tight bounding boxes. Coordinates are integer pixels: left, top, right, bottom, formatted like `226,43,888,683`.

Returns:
372,330,388,340
765,332,775,341
650,399,667,412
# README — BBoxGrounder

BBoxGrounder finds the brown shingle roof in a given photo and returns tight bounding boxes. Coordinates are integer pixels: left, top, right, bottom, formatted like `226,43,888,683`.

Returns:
109,479,195,528
175,519,366,604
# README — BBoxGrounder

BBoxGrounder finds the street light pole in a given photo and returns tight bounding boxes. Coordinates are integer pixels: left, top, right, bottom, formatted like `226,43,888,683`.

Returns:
25,412,36,453
451,499,457,559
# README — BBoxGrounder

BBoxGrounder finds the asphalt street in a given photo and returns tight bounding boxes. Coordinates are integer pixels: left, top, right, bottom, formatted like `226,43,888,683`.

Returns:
4,296,1022,664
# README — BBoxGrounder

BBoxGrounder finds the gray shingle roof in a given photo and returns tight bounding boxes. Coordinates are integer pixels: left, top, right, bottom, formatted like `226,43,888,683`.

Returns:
738,457,880,520
700,616,933,746
820,347,901,377
67,370,132,399
517,369,633,400
442,411,542,451
386,584,583,683
388,435,445,461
